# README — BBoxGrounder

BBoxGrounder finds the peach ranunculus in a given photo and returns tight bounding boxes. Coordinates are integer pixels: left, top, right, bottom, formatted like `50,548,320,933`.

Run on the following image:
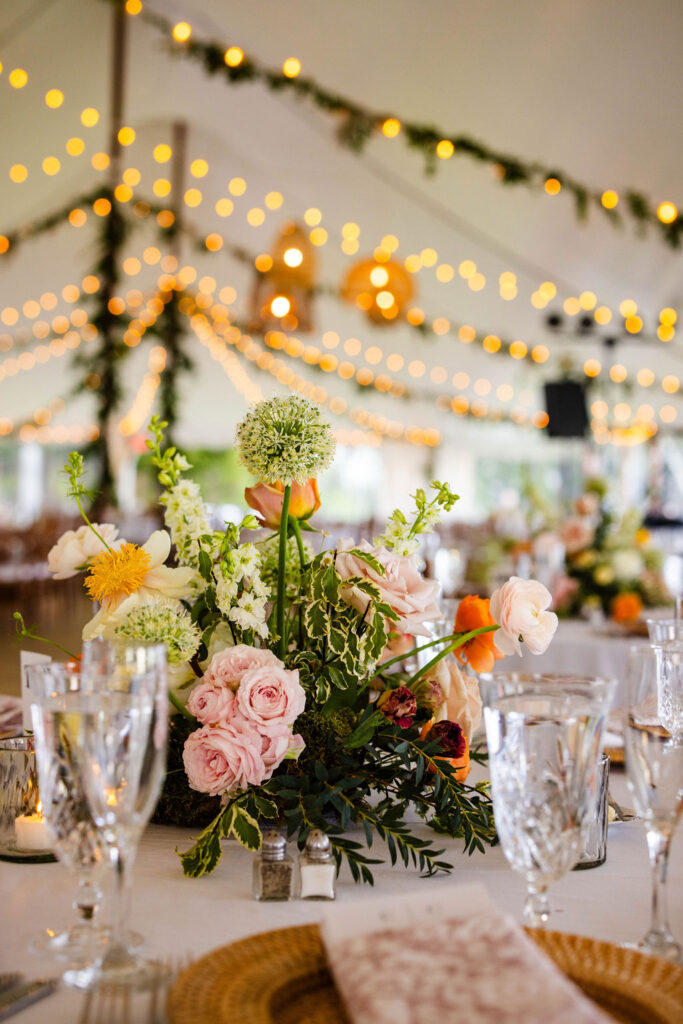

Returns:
235,664,306,731
573,492,600,516
454,595,504,674
203,643,281,691
489,576,558,657
611,591,643,624
560,515,595,555
245,479,320,528
441,658,482,742
187,681,236,726
183,719,268,795
335,538,441,637
48,523,121,580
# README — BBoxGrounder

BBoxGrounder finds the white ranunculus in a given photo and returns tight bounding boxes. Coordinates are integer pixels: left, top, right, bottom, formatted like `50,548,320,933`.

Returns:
47,523,121,579
489,576,558,657
611,549,643,582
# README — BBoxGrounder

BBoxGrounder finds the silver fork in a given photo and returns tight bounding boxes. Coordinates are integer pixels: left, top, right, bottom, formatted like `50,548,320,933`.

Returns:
77,955,191,1024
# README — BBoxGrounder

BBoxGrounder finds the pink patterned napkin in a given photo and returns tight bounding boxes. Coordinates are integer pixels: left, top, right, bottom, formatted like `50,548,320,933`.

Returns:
321,885,611,1024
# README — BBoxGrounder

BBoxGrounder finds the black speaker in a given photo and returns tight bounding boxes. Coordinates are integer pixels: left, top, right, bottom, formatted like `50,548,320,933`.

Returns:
543,380,588,438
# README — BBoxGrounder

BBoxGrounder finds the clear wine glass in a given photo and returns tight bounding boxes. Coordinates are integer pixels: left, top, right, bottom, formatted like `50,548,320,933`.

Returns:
480,672,615,928
646,619,682,741
27,662,110,964
623,646,683,962
68,638,169,989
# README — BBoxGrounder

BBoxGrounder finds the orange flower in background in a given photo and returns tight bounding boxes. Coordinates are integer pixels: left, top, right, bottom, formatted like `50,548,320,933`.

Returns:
454,595,503,673
611,591,643,623
245,478,320,528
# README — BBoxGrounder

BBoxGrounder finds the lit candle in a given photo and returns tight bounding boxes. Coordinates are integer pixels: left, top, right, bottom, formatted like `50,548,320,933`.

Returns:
15,802,52,851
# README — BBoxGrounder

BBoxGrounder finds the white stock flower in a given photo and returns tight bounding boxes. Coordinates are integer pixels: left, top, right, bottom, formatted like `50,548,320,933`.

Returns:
47,523,121,579
161,480,211,567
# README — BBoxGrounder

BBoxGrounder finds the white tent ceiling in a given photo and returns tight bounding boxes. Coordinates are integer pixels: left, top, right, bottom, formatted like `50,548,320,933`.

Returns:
1,0,682,458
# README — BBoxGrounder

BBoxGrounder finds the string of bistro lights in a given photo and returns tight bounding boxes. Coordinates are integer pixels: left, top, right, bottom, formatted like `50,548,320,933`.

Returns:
2,65,680,340
0,230,680,442
108,0,683,249
2,168,680,401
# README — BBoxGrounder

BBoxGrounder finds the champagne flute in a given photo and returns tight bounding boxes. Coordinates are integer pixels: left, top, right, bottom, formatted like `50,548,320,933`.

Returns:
480,673,614,928
28,662,109,964
624,646,683,962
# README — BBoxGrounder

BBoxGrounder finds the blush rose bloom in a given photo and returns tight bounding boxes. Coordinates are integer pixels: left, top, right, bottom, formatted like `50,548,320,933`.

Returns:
187,681,235,726
560,516,594,555
235,665,306,731
183,720,267,795
260,726,306,778
245,479,320,528
573,492,600,516
48,523,121,579
203,643,281,691
441,659,482,742
335,538,441,637
489,576,558,657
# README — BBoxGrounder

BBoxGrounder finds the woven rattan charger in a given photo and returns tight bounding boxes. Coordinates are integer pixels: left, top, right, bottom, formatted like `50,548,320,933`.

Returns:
167,922,683,1024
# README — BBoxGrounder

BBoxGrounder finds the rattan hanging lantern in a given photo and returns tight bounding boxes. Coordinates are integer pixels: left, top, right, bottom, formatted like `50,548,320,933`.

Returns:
248,222,316,333
341,257,415,325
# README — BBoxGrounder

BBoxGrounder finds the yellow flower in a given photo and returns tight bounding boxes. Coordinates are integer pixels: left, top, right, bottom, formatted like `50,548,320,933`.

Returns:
86,543,152,603
594,565,614,586
82,530,198,642
636,528,650,547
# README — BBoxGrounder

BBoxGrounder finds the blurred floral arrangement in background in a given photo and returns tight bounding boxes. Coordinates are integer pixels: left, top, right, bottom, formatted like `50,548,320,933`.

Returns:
552,478,670,622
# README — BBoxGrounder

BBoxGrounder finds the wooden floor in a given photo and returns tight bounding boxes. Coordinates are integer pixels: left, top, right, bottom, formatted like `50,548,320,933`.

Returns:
0,586,91,696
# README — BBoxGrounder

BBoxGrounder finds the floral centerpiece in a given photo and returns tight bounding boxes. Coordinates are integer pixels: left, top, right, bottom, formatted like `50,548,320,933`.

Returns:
553,479,669,622
19,396,558,883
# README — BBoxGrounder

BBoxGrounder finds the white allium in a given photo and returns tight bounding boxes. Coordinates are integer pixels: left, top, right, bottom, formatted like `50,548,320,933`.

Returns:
235,396,336,485
114,598,201,664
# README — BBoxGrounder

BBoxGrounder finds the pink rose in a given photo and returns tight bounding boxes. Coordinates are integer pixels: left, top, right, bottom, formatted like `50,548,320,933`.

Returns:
187,681,235,726
260,726,291,778
335,538,440,637
204,643,281,691
560,516,594,555
573,493,599,516
443,659,482,742
489,576,558,657
551,574,579,611
183,720,268,796
379,632,415,664
236,665,306,731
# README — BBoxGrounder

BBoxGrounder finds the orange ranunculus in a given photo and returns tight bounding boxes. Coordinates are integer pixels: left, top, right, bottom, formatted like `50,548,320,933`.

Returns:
453,595,503,674
244,478,320,528
611,591,643,624
420,721,471,781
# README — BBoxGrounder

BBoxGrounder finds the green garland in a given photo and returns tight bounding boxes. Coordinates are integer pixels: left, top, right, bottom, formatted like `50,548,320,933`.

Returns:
128,3,682,248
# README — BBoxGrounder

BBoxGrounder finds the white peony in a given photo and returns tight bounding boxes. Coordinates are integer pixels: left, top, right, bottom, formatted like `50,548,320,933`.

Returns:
489,576,558,657
47,523,121,580
611,549,643,582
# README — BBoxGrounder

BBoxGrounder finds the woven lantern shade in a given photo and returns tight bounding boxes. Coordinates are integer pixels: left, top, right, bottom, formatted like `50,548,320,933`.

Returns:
248,222,316,333
341,257,415,325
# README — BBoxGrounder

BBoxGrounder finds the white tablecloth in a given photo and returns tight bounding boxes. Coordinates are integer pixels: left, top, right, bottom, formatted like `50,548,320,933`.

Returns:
507,619,648,700
1,773,681,1023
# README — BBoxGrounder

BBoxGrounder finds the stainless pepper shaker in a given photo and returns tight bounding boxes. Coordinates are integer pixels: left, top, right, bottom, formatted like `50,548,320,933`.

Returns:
252,831,297,901
300,829,336,900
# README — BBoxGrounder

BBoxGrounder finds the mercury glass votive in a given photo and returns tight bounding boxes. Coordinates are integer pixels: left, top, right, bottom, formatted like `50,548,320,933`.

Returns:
0,736,55,863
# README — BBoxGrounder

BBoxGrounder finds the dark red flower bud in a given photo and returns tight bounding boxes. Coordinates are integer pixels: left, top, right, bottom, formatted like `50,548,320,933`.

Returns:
426,720,466,759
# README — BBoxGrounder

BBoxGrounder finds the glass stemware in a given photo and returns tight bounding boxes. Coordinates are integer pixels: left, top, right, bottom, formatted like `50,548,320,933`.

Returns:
480,673,615,928
623,646,683,962
27,662,109,964
646,619,683,741
65,638,169,989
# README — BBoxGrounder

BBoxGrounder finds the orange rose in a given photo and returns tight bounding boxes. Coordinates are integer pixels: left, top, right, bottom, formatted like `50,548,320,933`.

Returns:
245,478,320,528
453,595,503,674
611,591,643,624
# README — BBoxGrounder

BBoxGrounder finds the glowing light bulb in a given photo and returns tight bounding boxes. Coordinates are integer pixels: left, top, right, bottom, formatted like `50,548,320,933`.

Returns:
544,177,562,195
657,201,678,224
369,266,389,287
172,22,192,42
45,89,63,108
270,296,291,317
382,118,401,138
436,139,454,159
9,69,28,88
80,107,99,127
282,58,301,78
375,291,394,310
283,247,303,268
224,46,244,67
601,190,619,209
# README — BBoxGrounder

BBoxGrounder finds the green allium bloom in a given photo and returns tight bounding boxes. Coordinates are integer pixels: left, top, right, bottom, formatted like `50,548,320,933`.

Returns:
235,396,336,485
115,599,201,664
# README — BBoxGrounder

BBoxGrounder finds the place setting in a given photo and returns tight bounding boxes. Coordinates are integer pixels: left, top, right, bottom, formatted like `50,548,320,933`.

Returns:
1,2,683,1021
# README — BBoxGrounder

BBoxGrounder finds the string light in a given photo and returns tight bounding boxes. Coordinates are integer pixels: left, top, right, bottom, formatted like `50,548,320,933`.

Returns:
9,69,28,89
657,202,678,224
224,46,244,67
172,22,192,42
282,58,301,78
